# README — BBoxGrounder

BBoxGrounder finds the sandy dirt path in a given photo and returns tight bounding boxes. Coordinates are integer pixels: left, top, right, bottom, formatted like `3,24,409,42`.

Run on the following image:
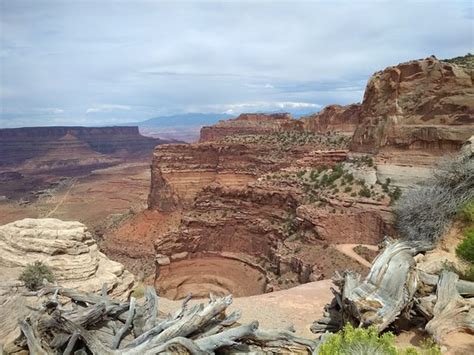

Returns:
334,244,378,268
45,178,77,217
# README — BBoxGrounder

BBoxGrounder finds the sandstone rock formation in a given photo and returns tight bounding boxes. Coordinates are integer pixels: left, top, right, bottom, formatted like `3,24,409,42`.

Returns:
199,113,303,142
301,104,361,135
0,218,134,295
351,56,473,153
125,55,474,306
148,138,349,211
0,218,134,346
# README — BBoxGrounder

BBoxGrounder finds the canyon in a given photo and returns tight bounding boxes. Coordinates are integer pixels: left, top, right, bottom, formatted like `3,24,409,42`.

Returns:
0,126,174,229
0,55,472,352
127,55,472,302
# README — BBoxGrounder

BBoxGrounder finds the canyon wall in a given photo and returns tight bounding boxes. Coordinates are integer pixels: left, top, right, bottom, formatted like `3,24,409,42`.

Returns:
301,104,361,135
148,141,346,211
153,162,394,298
350,56,473,153
199,113,303,142
0,126,169,167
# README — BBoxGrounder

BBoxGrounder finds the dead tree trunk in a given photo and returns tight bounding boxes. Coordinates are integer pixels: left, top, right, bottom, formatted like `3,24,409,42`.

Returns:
9,285,318,354
312,240,474,341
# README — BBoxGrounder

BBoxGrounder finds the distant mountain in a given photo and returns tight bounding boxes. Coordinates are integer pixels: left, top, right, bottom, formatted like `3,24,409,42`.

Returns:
126,113,234,128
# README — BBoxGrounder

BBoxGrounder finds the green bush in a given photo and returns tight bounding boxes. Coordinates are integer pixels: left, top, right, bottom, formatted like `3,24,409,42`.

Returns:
458,201,474,222
359,185,372,198
456,227,474,263
19,261,54,290
389,187,402,204
318,324,441,355
318,324,398,355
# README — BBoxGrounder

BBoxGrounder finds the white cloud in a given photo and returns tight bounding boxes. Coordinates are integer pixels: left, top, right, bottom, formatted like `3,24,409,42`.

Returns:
244,83,275,89
39,107,64,114
86,104,131,114
199,101,322,115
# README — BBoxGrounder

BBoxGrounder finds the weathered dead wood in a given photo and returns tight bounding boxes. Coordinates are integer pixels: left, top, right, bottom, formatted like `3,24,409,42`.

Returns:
418,270,474,296
16,285,317,354
194,321,258,352
63,331,79,355
425,271,474,342
112,297,136,349
312,238,474,351
19,320,49,355
133,287,158,337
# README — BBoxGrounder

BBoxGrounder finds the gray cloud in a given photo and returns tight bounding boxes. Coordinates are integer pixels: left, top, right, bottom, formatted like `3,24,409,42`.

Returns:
1,0,472,127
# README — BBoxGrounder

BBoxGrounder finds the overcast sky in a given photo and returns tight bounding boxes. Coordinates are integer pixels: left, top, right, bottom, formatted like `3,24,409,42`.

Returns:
1,0,472,128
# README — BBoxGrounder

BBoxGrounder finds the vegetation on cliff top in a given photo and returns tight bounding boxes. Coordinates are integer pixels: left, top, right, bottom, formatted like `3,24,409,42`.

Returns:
220,131,351,149
442,53,474,69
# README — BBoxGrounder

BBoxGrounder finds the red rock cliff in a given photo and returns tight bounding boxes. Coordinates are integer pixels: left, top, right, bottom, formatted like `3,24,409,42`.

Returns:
199,113,303,142
301,104,361,135
351,56,473,153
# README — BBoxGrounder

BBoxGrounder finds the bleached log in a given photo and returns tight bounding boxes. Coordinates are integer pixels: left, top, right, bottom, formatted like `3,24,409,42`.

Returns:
16,285,318,355
418,270,474,296
133,287,158,337
425,271,474,342
112,297,136,349
19,320,50,355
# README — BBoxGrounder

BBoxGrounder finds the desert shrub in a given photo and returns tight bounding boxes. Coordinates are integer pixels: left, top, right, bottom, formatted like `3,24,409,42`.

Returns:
318,324,398,355
456,227,474,263
458,201,474,222
382,178,391,192
389,187,402,204
19,261,54,290
395,152,473,244
343,172,354,183
344,186,352,193
296,170,305,178
318,324,440,355
359,185,372,198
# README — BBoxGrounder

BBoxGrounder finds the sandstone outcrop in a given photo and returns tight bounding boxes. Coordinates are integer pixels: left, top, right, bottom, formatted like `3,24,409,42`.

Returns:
301,104,361,135
199,113,303,142
148,137,349,211
0,218,134,346
351,56,473,153
0,126,170,168
0,218,134,294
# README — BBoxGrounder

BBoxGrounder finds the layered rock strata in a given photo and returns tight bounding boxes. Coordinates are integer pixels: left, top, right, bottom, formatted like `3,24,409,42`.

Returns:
350,56,473,153
148,143,347,211
199,113,303,142
154,166,393,298
0,218,134,346
0,218,134,295
301,104,361,135
0,126,169,167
